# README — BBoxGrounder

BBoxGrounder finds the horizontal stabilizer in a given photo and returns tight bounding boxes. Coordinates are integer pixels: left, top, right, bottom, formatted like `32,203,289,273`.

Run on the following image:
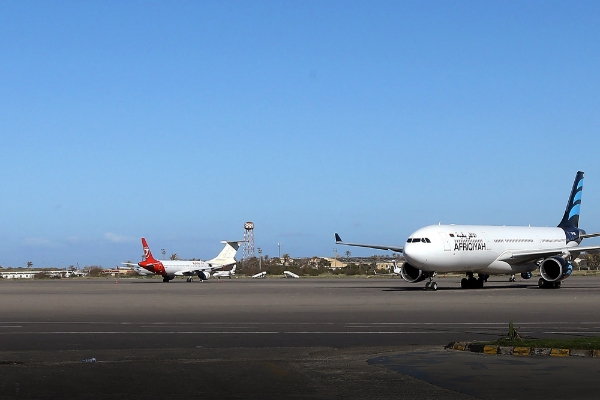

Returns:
581,232,600,239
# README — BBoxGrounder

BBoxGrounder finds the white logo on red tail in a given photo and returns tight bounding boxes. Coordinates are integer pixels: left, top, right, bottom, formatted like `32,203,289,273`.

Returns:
143,247,150,260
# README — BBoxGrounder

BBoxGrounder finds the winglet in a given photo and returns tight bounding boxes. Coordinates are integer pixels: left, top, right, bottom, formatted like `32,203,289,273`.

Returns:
335,233,343,243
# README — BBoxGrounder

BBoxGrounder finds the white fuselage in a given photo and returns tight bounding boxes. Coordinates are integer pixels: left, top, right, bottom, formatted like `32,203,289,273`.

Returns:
162,260,211,276
404,225,568,274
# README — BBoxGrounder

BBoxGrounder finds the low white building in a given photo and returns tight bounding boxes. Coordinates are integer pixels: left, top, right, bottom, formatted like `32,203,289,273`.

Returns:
1,270,42,279
0,270,87,279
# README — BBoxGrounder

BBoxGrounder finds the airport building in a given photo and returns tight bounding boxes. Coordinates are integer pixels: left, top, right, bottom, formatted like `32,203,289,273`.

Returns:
0,270,87,279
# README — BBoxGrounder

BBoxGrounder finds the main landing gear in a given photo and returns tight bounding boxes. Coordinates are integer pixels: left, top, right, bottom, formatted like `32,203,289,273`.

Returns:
424,273,438,291
460,272,488,289
186,277,194,282
538,278,561,289
509,274,516,282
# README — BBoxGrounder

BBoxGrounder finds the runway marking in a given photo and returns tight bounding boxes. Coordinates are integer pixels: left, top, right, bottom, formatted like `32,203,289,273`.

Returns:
0,331,460,335
1,321,596,325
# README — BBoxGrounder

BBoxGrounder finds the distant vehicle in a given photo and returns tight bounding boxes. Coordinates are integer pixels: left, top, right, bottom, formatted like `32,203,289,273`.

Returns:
213,265,236,279
252,271,267,279
336,171,600,291
283,271,299,279
64,270,87,277
124,238,243,283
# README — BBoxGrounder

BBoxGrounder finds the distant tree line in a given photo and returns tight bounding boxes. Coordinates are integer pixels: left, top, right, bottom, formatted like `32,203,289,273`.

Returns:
237,256,380,277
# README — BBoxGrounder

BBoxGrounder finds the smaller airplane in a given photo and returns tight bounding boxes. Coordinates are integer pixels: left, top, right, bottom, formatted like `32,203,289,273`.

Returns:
124,238,243,282
283,270,299,279
213,265,236,279
252,271,267,279
132,265,153,276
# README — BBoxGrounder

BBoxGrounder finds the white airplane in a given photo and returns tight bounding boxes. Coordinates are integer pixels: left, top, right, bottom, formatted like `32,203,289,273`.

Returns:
283,270,299,278
132,265,153,276
252,271,267,278
213,265,236,279
335,171,600,291
126,238,243,282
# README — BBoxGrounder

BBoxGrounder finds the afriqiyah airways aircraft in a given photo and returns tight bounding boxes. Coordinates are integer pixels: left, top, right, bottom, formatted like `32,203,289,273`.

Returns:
125,238,243,282
335,171,600,291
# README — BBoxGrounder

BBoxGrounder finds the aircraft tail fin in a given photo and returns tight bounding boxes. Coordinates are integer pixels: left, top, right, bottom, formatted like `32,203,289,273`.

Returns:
206,241,243,267
141,238,159,262
558,171,584,229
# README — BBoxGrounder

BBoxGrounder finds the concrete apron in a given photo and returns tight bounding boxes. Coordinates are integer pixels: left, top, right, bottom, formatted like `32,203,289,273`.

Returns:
369,347,600,400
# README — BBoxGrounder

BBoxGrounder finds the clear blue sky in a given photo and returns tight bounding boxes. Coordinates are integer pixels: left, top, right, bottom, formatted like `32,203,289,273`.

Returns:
1,1,599,268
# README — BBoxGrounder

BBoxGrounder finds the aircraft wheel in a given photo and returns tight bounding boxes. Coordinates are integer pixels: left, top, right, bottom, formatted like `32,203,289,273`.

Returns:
538,278,546,288
425,282,431,290
461,278,468,289
163,277,169,283
467,277,477,289
430,282,438,291
477,278,484,289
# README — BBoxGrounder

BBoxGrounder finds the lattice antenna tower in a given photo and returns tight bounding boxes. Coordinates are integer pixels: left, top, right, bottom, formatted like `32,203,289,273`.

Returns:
243,222,255,261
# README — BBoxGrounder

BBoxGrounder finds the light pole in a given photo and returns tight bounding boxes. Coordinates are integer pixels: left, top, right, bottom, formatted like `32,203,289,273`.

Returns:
278,242,280,259
258,247,262,271
333,248,338,268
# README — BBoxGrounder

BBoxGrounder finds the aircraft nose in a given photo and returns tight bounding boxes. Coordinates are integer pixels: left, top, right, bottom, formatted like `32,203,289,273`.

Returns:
404,242,427,268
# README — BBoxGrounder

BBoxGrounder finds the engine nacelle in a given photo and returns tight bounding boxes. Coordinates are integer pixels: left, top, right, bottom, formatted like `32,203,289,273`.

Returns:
520,272,532,280
197,271,211,280
539,256,572,282
400,262,430,283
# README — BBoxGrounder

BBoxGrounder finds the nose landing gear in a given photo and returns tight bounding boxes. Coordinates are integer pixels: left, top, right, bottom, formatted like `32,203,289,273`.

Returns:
424,273,438,291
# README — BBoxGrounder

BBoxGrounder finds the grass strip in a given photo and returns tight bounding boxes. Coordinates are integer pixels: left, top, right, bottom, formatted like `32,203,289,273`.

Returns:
484,337,600,351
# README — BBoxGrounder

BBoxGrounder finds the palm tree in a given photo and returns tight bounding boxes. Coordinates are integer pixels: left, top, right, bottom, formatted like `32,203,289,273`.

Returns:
27,261,33,269
282,253,291,266
345,250,351,259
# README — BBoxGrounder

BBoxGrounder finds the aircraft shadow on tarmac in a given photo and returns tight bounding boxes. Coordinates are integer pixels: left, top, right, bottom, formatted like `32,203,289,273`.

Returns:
380,284,534,292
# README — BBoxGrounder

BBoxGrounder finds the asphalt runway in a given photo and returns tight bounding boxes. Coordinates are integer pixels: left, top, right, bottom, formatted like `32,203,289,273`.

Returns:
1,276,600,398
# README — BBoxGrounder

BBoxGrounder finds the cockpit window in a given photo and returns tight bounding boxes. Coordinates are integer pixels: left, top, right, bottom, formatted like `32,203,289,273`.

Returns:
412,238,421,242
406,238,412,243
424,238,431,243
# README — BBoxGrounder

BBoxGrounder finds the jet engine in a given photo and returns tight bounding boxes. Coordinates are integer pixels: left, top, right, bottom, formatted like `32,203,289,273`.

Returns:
400,262,430,283
197,271,211,280
539,256,573,282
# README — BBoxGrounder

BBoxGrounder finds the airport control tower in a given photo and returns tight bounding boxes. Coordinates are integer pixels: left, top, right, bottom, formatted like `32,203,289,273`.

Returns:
243,222,255,261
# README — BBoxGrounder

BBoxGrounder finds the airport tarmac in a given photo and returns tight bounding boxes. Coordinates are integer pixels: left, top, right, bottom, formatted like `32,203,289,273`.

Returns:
1,276,600,398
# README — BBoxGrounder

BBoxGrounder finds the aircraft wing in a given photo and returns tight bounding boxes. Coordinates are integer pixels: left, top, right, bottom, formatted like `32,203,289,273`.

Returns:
121,262,138,267
173,267,212,276
498,245,600,265
335,233,403,253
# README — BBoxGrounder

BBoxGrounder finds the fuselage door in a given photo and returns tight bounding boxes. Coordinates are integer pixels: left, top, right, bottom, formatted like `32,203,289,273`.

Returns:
439,232,451,251
481,232,492,251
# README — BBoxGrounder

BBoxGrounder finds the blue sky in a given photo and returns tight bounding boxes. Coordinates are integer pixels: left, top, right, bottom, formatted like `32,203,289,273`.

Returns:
1,0,599,268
